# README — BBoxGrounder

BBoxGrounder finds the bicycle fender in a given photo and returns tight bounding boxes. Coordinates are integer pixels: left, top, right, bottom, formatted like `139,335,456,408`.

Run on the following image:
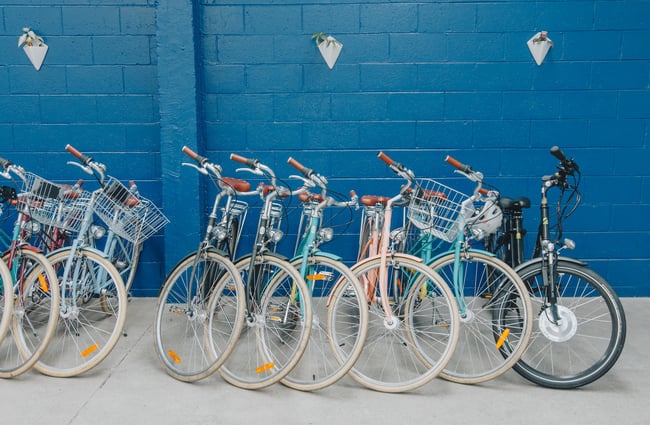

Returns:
258,251,290,262
514,256,588,272
349,252,423,272
47,245,106,259
290,250,342,263
424,248,496,266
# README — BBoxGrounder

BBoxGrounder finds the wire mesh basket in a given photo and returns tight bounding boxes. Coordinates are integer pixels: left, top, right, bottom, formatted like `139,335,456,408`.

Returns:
20,172,91,234
93,177,169,244
407,178,470,242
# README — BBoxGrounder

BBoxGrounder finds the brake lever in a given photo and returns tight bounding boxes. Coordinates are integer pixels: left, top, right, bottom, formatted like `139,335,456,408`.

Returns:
289,174,316,188
67,161,94,176
236,167,264,176
182,162,208,175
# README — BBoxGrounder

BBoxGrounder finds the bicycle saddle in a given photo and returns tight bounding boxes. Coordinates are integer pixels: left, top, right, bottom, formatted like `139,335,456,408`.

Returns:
360,195,390,207
298,192,324,203
499,196,531,210
222,177,251,192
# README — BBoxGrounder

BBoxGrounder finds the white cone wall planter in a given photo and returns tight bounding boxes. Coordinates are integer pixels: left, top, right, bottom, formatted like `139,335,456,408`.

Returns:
318,37,342,69
312,33,342,70
23,45,49,71
527,31,553,66
18,27,48,71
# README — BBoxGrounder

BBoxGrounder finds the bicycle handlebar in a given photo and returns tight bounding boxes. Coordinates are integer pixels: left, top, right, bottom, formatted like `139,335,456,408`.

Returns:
444,155,491,196
0,156,26,182
65,144,107,184
230,153,259,168
444,155,473,174
65,144,93,166
0,156,12,170
288,157,357,210
287,157,314,179
549,146,579,179
550,146,567,162
182,145,209,166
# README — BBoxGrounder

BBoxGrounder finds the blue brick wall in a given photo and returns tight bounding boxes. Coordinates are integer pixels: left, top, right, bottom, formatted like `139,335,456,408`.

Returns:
0,0,161,296
201,0,650,297
1,1,648,297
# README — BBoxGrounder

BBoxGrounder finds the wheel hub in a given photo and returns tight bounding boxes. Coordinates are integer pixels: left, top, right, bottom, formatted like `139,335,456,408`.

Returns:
459,309,475,323
538,305,577,342
384,315,400,330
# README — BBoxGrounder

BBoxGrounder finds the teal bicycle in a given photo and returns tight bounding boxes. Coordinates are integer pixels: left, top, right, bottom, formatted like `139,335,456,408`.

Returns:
280,156,368,391
385,153,533,384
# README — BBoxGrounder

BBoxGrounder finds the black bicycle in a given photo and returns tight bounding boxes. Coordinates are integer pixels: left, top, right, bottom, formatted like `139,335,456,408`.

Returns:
484,146,626,389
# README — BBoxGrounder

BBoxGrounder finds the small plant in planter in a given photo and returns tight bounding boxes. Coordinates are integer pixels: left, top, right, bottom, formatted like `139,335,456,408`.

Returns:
311,32,342,70
18,27,48,71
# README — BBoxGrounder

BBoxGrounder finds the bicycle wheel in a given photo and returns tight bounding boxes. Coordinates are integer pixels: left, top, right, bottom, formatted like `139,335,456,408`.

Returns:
0,260,13,346
430,251,533,384
348,255,459,393
512,259,626,389
219,254,312,390
105,233,142,296
281,255,368,391
34,247,127,377
0,249,60,378
153,250,245,382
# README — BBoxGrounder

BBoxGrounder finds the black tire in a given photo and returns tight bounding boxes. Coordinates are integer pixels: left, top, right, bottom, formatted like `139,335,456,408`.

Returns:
513,259,626,389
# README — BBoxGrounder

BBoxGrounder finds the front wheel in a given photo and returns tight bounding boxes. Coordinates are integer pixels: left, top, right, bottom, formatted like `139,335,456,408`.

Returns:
219,254,312,390
513,259,626,389
349,255,459,393
153,250,245,382
281,255,368,391
430,251,533,384
34,248,127,377
0,249,60,378
0,260,15,349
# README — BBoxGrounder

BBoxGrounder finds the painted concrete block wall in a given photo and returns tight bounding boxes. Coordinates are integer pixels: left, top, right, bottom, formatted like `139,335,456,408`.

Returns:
201,0,650,297
0,0,163,296
0,1,648,296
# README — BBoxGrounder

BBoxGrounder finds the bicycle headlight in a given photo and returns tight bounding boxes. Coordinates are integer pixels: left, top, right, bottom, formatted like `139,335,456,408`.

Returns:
213,225,227,241
318,227,333,243
21,219,41,236
90,224,106,239
267,228,284,243
390,227,406,243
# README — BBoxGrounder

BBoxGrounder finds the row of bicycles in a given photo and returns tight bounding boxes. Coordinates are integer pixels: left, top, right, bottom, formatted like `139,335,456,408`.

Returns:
0,145,168,378
152,146,626,392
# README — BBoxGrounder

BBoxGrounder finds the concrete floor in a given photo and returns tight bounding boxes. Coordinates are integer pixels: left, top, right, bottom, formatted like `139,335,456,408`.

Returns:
1,297,648,425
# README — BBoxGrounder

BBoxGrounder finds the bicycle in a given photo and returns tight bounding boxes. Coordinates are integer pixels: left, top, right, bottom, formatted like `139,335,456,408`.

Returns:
216,152,313,389
0,158,60,378
483,146,626,389
26,173,144,299
279,157,368,391
346,152,460,393
31,145,153,377
383,153,533,384
153,146,247,382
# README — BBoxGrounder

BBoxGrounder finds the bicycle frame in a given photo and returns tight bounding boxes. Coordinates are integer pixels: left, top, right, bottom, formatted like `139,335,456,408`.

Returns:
291,185,357,299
